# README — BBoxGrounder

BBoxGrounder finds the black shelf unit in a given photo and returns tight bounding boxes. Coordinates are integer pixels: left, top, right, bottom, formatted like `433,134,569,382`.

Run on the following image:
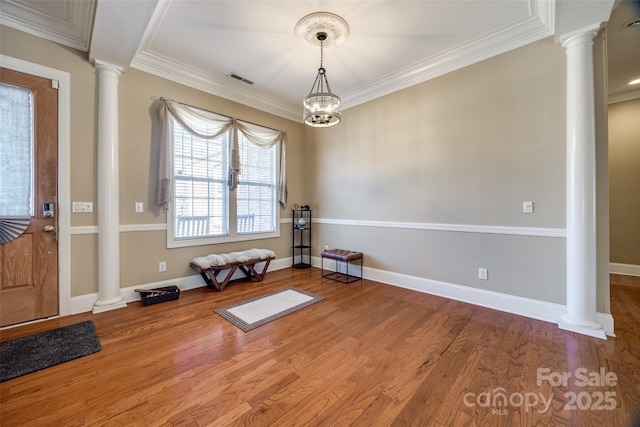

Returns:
292,209,312,269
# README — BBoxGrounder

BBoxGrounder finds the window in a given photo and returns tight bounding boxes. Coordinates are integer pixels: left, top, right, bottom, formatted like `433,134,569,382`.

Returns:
236,132,276,234
167,108,279,248
0,82,33,218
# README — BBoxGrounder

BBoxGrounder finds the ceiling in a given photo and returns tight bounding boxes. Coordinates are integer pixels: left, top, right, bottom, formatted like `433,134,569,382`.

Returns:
1,0,639,121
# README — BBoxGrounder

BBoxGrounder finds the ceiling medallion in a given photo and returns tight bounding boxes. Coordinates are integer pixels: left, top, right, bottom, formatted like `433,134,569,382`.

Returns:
294,12,350,48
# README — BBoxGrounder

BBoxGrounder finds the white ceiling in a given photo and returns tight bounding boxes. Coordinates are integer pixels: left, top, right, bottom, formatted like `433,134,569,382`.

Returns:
606,0,640,102
1,0,639,120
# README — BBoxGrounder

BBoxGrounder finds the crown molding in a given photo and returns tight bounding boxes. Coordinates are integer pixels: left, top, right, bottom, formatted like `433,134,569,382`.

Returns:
2,0,557,121
0,0,94,51
130,50,301,122
608,88,640,104
131,13,553,119
342,12,554,108
129,0,300,121
130,1,555,119
533,0,555,30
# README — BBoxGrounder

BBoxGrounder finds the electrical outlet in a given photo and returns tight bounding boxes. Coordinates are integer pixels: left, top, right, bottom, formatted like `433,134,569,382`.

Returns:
523,201,534,214
159,261,167,272
324,245,329,250
478,268,488,280
135,202,144,213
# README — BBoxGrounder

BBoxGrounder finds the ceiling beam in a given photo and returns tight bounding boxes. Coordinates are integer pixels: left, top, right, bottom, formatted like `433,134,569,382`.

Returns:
89,0,159,68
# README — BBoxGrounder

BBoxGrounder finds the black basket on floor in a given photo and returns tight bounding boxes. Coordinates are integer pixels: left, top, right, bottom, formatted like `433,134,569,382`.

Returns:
140,285,181,306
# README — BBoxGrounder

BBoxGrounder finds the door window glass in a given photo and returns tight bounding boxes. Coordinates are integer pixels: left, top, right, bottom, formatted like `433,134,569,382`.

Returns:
0,82,33,217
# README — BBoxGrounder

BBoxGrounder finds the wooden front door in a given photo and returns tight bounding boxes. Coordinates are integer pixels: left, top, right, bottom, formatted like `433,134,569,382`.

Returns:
0,68,59,327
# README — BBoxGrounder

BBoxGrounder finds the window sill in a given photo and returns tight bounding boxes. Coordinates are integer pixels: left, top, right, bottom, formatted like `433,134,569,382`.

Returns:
167,229,280,249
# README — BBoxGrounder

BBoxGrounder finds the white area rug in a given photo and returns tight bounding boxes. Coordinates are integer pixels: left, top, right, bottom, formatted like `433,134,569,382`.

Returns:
214,287,324,332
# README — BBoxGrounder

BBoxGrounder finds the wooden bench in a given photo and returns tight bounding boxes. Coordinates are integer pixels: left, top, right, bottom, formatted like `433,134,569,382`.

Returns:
321,249,363,284
190,248,276,291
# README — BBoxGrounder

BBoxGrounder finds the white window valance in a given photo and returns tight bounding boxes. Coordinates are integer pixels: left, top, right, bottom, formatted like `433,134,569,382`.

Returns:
156,99,287,211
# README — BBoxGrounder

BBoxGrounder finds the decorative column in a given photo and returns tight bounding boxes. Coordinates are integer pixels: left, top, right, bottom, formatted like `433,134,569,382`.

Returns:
558,28,606,339
93,60,127,314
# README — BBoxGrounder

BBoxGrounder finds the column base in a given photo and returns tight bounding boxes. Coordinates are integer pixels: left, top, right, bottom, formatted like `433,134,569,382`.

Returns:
558,315,607,340
92,296,127,314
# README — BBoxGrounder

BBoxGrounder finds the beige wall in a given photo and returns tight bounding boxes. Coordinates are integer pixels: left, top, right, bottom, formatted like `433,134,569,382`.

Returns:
0,27,99,228
306,37,570,304
609,98,640,266
3,23,627,311
1,25,305,297
115,69,305,291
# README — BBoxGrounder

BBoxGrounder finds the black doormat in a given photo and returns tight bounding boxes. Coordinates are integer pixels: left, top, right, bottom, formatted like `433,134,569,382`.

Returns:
0,320,102,382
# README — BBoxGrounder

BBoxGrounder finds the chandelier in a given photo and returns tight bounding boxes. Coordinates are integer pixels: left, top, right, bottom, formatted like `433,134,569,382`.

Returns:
295,12,349,127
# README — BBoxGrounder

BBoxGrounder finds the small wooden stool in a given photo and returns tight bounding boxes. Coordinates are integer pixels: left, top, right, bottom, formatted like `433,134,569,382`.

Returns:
321,249,363,283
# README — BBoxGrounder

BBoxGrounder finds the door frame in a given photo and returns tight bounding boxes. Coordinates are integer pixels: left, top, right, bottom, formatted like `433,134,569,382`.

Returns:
1,54,71,320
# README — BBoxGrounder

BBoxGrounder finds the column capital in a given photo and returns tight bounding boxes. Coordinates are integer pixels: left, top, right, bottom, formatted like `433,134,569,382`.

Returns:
92,59,124,76
558,24,600,48
553,0,613,44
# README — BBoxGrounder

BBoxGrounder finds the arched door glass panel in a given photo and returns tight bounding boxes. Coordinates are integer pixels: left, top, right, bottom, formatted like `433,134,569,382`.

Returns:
0,82,33,243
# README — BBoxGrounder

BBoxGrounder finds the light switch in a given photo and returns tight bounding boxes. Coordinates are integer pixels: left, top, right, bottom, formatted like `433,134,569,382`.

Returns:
72,202,93,213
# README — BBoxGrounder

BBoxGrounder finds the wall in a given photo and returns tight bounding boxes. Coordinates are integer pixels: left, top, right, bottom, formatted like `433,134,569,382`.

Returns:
306,37,570,305
2,24,622,317
609,98,640,268
115,69,305,291
1,25,306,298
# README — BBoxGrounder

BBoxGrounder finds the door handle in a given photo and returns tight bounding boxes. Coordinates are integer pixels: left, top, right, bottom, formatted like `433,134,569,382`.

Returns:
44,225,55,232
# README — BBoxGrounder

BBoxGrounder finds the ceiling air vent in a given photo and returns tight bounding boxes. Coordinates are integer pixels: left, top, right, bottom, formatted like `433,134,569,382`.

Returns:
228,72,254,85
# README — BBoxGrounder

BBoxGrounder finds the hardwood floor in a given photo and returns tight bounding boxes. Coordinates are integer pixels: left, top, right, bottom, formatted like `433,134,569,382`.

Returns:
1,270,639,426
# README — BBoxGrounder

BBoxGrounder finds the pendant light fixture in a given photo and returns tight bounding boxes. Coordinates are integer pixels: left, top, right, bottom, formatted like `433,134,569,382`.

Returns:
295,12,349,127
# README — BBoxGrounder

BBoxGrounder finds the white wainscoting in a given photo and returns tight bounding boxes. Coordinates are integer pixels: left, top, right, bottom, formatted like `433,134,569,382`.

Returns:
314,218,566,237
69,219,618,336
69,217,566,237
313,256,614,337
71,254,614,337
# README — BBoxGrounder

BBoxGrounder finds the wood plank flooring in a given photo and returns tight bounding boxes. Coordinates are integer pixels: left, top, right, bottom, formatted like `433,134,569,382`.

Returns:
1,269,639,426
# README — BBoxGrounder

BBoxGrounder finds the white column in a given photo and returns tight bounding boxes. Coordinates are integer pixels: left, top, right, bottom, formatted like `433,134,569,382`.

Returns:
93,60,127,314
558,28,606,339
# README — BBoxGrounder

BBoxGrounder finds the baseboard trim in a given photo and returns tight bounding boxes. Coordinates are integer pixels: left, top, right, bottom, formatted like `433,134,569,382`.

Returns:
558,317,608,339
70,257,292,315
596,312,615,337
71,256,614,338
365,264,567,324
313,256,614,337
610,263,640,277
